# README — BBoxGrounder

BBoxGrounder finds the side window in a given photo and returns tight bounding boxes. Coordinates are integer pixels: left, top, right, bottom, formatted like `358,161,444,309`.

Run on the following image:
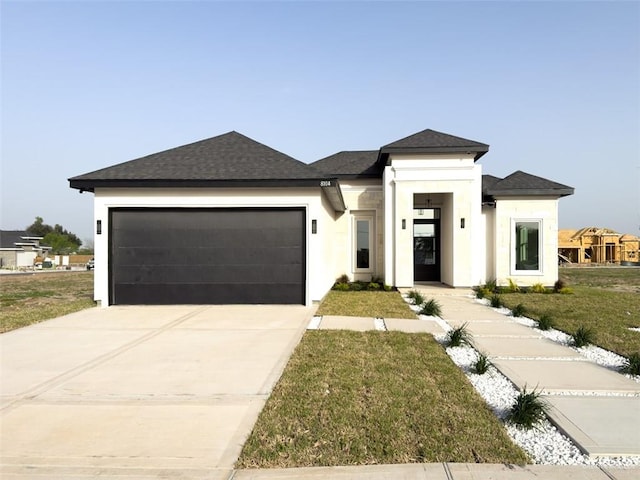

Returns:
514,220,541,272
354,216,374,272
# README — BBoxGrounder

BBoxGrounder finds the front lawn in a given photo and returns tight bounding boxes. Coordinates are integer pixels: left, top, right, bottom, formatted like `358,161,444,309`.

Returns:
237,330,529,468
0,272,95,333
498,268,640,358
316,290,417,319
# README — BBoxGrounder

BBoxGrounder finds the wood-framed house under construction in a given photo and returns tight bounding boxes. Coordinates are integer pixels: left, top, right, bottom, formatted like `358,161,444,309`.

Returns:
558,227,640,264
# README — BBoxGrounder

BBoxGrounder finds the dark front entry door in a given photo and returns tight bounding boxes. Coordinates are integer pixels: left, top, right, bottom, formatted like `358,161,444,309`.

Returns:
414,220,440,281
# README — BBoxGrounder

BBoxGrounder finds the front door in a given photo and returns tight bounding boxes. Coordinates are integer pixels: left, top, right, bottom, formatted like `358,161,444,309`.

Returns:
414,220,440,281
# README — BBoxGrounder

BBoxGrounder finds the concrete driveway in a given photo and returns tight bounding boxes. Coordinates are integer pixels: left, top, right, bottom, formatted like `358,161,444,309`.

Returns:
0,305,314,479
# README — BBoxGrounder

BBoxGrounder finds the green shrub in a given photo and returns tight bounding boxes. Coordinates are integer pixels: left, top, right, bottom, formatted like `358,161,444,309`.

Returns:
507,386,549,429
350,282,364,291
620,352,640,376
420,298,442,317
445,323,472,347
536,314,554,331
383,284,393,292
485,279,498,293
511,303,526,318
490,294,503,308
505,278,521,293
529,283,547,294
333,282,350,291
473,352,491,374
367,282,380,291
406,289,425,306
473,285,491,299
571,326,595,348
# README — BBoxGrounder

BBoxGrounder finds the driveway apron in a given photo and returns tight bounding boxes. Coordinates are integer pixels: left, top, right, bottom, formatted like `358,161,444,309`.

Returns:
0,305,314,479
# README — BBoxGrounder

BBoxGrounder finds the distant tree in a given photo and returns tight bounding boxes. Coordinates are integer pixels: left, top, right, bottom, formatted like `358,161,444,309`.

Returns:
26,217,82,253
26,216,52,237
42,232,80,254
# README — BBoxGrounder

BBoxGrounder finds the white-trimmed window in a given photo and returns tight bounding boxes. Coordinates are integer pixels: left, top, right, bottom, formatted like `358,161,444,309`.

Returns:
353,215,374,272
513,219,542,273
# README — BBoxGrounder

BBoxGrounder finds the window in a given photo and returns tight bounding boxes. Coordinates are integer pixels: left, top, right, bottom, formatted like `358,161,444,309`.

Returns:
514,220,541,272
353,216,374,271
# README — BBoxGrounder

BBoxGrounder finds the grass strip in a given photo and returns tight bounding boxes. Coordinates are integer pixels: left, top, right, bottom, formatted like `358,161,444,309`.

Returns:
500,286,640,357
0,272,95,333
237,331,528,468
316,291,417,319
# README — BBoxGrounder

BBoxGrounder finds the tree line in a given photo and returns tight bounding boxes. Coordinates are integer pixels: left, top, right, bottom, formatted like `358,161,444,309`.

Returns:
26,217,92,254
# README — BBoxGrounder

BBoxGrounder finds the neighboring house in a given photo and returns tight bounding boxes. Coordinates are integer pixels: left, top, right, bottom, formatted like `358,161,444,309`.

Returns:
69,129,574,306
0,230,51,268
559,227,640,264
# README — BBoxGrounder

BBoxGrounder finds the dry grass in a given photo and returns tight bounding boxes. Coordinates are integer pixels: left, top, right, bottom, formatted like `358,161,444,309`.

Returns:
237,331,529,468
560,266,640,292
0,272,94,333
316,291,417,319
501,268,640,357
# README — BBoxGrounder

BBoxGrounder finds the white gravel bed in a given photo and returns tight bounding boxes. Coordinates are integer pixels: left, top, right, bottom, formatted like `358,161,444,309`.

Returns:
478,299,640,381
374,317,386,331
443,341,640,466
406,295,640,463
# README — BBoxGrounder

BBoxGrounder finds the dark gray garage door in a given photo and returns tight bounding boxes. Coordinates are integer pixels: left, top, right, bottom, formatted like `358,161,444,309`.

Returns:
109,208,305,305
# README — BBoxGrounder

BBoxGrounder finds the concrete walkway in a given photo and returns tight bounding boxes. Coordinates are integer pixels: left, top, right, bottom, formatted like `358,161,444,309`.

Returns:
0,305,314,480
3,294,639,480
316,285,640,459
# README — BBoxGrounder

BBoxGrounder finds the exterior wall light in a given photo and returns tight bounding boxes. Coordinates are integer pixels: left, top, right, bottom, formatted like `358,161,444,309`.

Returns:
312,219,317,234
460,218,465,229
96,220,102,235
402,219,406,230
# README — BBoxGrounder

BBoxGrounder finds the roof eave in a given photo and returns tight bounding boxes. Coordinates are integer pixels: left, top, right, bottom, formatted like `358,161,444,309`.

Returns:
377,146,489,164
70,178,335,192
69,177,348,213
487,188,575,198
321,179,347,213
330,173,383,180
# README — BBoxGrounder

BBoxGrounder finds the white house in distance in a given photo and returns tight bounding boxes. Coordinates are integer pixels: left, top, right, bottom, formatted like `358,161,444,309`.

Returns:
69,129,574,306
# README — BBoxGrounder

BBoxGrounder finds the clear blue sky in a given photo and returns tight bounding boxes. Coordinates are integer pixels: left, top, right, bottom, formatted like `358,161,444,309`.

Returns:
2,0,639,242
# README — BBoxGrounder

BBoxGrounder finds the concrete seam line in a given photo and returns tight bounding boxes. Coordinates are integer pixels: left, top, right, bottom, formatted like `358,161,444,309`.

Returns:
1,306,210,412
442,462,454,480
598,465,618,480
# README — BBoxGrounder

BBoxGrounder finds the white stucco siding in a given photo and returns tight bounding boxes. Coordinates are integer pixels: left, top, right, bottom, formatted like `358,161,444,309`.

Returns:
482,205,496,283
384,154,483,288
318,189,340,299
92,187,335,306
332,180,384,282
493,196,559,287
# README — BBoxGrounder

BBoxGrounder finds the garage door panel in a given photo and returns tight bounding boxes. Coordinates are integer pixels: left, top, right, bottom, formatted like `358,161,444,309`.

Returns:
113,283,303,305
114,228,303,250
110,208,305,305
114,264,304,284
115,246,303,267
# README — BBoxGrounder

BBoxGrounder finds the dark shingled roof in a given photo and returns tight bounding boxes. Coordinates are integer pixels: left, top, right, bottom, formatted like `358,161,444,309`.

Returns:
379,129,489,161
0,230,41,249
310,150,382,178
69,131,325,189
485,171,574,198
481,175,502,202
